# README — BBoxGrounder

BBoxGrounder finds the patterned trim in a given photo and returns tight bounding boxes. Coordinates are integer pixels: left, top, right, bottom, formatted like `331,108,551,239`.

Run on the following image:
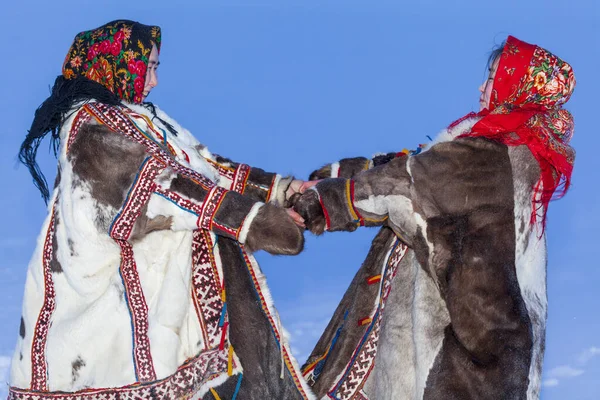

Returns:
10,348,229,400
191,230,228,349
109,157,165,240
231,164,251,194
239,249,315,400
117,240,156,382
197,186,228,231
206,158,236,181
327,240,408,400
66,109,92,151
108,157,166,382
30,211,57,391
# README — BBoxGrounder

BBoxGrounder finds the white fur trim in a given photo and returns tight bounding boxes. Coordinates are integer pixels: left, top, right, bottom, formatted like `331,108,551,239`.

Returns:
238,203,264,244
270,175,293,206
330,162,340,178
427,117,480,148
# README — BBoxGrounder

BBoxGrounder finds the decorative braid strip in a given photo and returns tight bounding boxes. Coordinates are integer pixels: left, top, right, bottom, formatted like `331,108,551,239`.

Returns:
231,164,251,194
191,230,228,349
66,109,92,151
108,157,166,382
329,240,408,400
30,211,57,391
10,348,229,400
197,186,228,231
109,157,165,241
117,240,156,382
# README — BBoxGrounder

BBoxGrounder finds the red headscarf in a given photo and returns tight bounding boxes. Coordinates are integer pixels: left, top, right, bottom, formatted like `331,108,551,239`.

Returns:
458,36,576,230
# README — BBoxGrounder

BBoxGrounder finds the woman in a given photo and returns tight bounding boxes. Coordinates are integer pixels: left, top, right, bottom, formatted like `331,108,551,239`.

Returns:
295,36,575,399
10,20,315,399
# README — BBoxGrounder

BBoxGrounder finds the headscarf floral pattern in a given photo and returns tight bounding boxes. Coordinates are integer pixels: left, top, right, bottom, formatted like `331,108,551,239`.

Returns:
460,36,576,230
62,20,161,104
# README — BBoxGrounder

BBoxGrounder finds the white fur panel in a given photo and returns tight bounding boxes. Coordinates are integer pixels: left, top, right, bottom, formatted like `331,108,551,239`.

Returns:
364,250,418,399
510,150,548,400
238,202,264,244
413,265,450,399
269,175,288,205
428,117,480,148
330,162,340,178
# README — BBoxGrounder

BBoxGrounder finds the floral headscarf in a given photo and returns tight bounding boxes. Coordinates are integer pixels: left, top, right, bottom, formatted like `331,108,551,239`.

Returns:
20,20,162,204
62,20,161,103
459,36,576,229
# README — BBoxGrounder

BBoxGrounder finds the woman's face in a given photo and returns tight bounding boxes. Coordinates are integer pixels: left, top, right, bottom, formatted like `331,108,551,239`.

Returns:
479,57,500,111
143,44,159,100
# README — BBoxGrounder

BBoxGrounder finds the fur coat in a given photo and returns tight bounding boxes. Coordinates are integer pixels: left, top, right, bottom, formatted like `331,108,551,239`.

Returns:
297,117,547,400
9,101,314,400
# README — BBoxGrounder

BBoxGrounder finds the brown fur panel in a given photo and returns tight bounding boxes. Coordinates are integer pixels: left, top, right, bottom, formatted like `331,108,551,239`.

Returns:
411,138,532,399
68,122,148,210
244,203,304,255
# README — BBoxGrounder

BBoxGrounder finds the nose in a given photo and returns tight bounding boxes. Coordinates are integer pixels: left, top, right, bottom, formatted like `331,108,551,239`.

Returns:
478,81,485,94
148,71,158,88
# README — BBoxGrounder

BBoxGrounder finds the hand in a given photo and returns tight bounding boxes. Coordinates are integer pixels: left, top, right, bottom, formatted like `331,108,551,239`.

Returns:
293,190,327,235
286,207,305,228
285,179,321,207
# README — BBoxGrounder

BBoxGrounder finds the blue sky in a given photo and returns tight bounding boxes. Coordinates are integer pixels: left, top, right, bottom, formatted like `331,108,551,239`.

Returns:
1,0,598,398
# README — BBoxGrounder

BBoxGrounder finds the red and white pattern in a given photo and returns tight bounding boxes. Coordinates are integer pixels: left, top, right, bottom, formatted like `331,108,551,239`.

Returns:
197,186,227,231
109,157,165,241
30,212,57,391
116,240,156,382
328,241,408,400
191,230,227,349
231,164,251,194
66,109,92,151
10,348,229,400
107,157,167,382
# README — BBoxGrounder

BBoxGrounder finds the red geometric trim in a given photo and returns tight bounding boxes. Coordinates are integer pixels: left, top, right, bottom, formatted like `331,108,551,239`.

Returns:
117,240,156,382
66,109,92,152
329,240,408,400
197,186,228,231
231,164,251,194
191,230,228,349
10,348,229,400
30,211,57,391
109,157,165,241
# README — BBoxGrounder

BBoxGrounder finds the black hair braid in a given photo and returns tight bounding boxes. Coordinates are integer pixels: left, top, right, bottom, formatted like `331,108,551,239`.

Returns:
19,75,121,204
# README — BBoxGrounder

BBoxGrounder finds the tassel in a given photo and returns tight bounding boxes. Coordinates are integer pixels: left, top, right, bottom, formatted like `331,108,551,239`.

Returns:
228,345,234,376
232,374,243,400
219,303,227,327
219,321,229,351
358,317,373,326
209,388,222,400
366,275,382,285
